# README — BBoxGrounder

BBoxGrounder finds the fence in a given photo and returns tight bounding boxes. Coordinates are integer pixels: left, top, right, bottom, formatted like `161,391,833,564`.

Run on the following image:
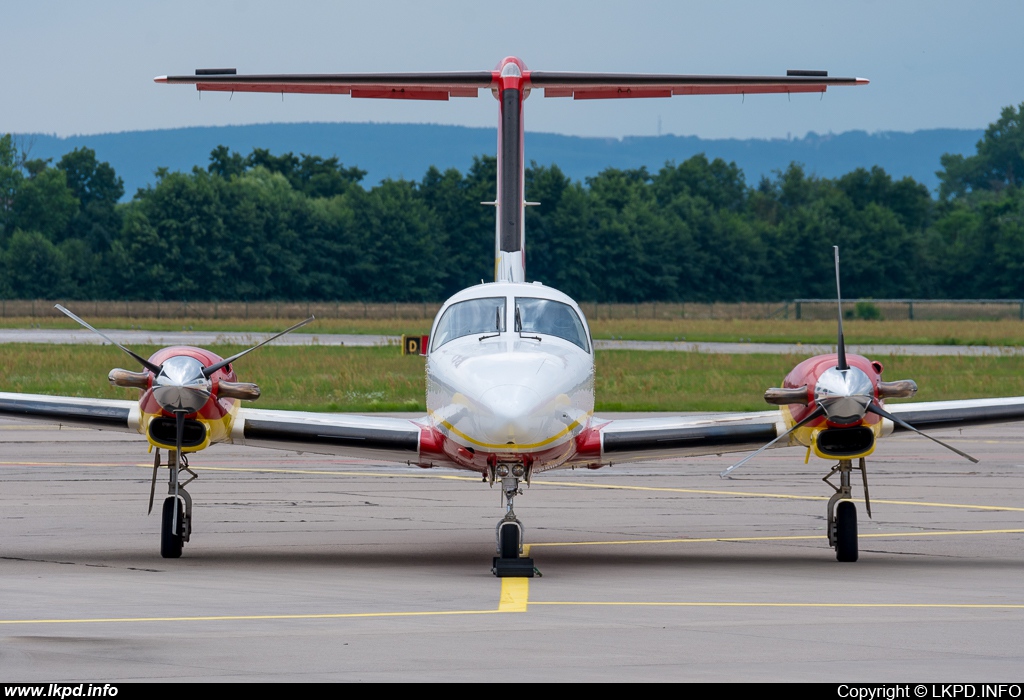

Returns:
791,299,1024,322
2,299,1023,321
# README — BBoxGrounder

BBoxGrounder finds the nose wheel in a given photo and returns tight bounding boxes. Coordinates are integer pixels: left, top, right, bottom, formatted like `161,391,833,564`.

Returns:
824,458,869,562
154,447,196,559
491,466,535,577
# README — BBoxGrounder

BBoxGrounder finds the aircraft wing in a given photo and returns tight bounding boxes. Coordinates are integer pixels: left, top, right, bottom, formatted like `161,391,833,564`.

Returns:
230,407,428,464
586,396,1024,466
585,410,784,464
0,392,140,433
0,391,428,465
884,396,1024,431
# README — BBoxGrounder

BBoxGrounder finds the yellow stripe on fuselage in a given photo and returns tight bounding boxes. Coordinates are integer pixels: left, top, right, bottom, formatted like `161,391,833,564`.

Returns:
428,409,590,451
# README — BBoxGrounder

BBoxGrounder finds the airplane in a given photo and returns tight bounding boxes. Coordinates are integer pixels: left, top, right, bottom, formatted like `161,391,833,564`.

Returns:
3,57,1024,577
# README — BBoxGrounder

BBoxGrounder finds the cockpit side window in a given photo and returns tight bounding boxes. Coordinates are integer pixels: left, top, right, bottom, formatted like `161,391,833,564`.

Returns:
514,297,590,352
432,297,506,349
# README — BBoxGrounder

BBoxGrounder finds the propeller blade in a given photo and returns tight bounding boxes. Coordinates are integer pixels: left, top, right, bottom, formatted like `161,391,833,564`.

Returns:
202,316,315,377
720,406,826,478
55,304,162,374
833,246,848,371
867,403,979,464
148,447,160,515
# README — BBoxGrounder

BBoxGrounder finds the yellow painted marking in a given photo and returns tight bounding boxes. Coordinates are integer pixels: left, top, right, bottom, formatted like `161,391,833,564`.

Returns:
528,479,1024,513
429,409,590,450
4,460,1024,513
498,578,530,612
528,528,1024,549
0,609,504,626
529,602,1024,610
0,579,532,626
0,461,481,482
0,425,89,431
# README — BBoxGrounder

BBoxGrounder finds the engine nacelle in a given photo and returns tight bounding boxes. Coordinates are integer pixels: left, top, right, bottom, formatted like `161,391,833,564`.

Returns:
812,426,875,459
147,416,210,453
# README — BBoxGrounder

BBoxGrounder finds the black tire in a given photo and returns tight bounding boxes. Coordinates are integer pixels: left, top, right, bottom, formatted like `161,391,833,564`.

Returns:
835,500,858,562
161,496,184,559
499,523,520,560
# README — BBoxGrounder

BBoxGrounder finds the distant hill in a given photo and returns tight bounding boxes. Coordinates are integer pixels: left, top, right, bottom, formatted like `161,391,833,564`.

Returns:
14,122,983,199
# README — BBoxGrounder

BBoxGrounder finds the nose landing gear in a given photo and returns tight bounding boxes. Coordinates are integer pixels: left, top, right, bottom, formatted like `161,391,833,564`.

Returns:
152,447,197,559
491,462,536,577
824,457,870,562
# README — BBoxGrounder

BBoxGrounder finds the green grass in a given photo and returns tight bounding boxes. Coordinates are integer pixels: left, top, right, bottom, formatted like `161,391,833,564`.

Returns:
2,344,1022,413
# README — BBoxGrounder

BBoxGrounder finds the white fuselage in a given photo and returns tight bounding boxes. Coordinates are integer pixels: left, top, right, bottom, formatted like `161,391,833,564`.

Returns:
426,281,595,471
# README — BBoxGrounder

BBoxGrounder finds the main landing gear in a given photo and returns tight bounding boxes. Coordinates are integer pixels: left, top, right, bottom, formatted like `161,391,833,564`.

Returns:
490,462,536,577
823,457,870,563
150,447,197,558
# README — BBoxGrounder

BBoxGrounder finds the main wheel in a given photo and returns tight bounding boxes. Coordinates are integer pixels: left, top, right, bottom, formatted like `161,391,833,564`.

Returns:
161,496,184,559
835,500,858,562
499,522,520,560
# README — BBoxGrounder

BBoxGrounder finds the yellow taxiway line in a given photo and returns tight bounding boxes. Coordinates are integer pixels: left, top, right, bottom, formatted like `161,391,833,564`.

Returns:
0,579,529,626
6,574,1024,627
3,460,1023,513
0,461,1021,627
524,528,1024,553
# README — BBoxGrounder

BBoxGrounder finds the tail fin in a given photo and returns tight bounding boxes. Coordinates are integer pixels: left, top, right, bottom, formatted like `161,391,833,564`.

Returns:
157,60,866,287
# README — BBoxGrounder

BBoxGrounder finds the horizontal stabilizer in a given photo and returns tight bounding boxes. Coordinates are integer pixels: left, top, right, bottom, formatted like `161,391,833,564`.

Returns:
530,71,868,99
156,68,867,101
155,72,494,100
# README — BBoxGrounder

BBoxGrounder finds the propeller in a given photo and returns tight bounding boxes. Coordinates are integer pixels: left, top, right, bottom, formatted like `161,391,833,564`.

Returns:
55,304,161,373
200,316,314,377
866,403,978,464
834,246,848,371
148,447,160,514
720,406,825,478
55,304,313,414
720,245,977,478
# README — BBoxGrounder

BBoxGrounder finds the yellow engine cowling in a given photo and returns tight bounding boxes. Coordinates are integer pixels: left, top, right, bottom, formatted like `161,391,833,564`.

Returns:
811,426,876,460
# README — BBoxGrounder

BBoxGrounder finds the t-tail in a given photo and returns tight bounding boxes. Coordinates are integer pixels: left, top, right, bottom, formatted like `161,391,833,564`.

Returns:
156,59,867,285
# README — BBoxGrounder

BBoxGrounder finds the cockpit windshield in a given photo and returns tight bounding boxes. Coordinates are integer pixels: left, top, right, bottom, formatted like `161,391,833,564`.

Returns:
432,297,506,349
514,297,590,352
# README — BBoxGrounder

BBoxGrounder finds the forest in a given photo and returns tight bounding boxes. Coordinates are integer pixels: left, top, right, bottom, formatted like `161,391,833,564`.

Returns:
1,102,1022,303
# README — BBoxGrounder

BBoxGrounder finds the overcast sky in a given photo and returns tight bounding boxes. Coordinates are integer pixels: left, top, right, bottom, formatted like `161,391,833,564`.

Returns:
3,1,1022,141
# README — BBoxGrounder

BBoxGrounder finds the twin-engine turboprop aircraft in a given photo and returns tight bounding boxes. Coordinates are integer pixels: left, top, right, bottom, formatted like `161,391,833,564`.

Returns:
2,57,1024,576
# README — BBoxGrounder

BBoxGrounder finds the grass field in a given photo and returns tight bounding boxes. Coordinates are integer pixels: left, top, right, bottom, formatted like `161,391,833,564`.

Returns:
2,344,1022,412
6,315,1024,346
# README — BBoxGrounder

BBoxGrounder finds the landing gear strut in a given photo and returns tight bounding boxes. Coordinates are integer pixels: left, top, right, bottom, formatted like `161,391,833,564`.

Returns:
154,447,197,559
824,457,870,562
491,462,535,577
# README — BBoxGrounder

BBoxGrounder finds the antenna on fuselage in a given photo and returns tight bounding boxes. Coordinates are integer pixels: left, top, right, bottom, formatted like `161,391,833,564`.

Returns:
834,246,848,371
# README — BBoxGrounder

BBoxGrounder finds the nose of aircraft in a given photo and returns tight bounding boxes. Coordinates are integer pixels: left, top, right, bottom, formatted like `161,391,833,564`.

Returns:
152,355,212,414
477,384,545,446
432,346,590,450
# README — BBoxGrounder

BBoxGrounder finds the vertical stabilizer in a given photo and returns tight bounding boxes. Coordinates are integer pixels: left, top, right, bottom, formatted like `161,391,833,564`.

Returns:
493,58,527,283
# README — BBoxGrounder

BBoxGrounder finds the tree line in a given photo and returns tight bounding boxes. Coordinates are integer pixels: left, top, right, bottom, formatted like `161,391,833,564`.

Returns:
2,102,1023,303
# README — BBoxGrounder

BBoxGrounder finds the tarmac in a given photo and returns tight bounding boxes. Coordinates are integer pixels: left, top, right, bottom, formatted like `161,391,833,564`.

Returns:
1,415,1022,681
